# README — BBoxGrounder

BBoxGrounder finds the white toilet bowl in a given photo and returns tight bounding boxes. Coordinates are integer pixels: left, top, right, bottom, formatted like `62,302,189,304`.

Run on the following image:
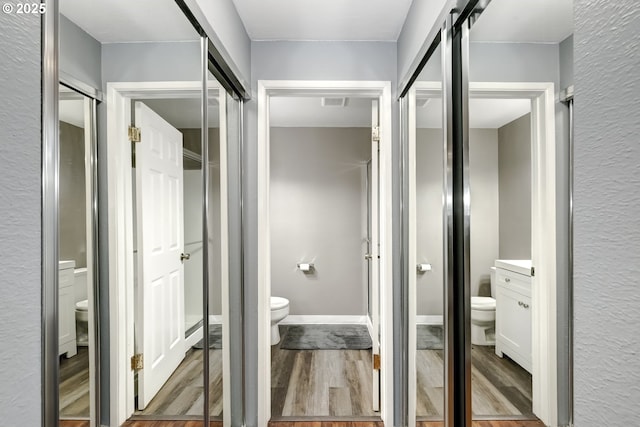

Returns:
471,267,497,346
270,296,290,345
75,299,89,346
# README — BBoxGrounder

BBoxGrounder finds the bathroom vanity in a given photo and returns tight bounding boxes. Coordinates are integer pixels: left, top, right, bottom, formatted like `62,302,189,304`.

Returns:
59,260,77,358
494,259,532,373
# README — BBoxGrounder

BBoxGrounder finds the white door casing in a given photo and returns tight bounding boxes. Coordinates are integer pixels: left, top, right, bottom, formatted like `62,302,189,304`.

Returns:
257,81,394,426
370,99,381,412
134,101,186,409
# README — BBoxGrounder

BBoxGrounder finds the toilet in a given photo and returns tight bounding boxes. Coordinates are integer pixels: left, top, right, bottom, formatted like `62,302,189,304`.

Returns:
74,268,89,347
75,299,89,346
270,296,290,345
471,267,496,346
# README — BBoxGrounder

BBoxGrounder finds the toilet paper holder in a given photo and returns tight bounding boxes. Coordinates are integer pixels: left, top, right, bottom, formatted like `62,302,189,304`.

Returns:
297,262,315,272
417,263,432,273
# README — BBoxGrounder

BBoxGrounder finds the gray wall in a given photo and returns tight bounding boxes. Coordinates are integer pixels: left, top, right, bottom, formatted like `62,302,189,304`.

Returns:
396,0,448,85
246,40,399,427
574,1,640,425
415,129,444,316
60,14,102,90
469,130,500,298
193,0,251,87
416,128,499,314
559,35,574,91
101,41,201,86
270,127,370,316
0,10,41,426
498,114,532,260
60,121,87,268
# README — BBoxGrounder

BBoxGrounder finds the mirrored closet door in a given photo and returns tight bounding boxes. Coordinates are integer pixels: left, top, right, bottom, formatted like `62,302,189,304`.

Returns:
58,83,99,426
54,0,243,425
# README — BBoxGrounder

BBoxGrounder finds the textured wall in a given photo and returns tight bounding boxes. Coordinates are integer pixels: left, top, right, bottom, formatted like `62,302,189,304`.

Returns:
0,10,41,426
574,1,640,425
498,114,532,260
270,128,370,315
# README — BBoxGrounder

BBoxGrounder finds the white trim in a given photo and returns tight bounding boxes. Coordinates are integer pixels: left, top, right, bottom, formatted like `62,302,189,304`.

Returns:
184,315,224,348
416,315,444,325
257,80,394,427
280,315,368,325
107,81,231,427
407,81,558,427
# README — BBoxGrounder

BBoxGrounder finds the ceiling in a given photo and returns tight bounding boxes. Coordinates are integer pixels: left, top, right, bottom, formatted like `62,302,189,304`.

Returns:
60,0,572,45
231,0,413,41
270,96,530,129
471,0,573,43
60,0,197,43
60,99,85,128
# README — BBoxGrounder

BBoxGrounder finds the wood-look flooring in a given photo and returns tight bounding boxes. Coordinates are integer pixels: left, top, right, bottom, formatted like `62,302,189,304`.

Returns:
271,326,378,418
134,348,223,418
416,345,533,418
60,347,90,418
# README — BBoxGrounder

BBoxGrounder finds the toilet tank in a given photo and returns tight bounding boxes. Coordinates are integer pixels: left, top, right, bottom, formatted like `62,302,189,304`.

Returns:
490,266,496,298
74,267,88,303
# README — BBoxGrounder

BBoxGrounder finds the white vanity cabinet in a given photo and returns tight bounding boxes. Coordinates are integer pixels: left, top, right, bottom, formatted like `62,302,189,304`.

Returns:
495,260,532,373
59,260,77,358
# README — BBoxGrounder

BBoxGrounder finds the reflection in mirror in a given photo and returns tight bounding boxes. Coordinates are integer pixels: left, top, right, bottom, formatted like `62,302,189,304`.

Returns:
58,84,96,424
58,0,226,423
467,0,573,423
207,73,228,421
410,44,445,423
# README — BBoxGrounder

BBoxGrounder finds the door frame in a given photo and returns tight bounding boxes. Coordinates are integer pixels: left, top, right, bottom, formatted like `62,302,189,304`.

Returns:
256,80,394,426
407,81,558,426
106,81,230,426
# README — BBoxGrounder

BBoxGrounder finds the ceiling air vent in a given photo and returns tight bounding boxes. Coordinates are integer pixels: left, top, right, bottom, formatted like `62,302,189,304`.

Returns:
321,97,349,107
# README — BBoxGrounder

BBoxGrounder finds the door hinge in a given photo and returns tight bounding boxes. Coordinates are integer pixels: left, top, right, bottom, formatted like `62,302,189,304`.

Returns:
373,353,381,370
131,353,144,371
372,126,380,142
128,126,141,142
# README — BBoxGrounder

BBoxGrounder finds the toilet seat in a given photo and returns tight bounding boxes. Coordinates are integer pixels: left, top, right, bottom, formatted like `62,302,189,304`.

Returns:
75,299,89,311
270,296,289,310
471,296,495,311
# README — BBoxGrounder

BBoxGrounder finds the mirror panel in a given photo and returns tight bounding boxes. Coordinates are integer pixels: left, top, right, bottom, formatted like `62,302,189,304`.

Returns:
466,0,573,422
58,84,95,423
411,43,446,423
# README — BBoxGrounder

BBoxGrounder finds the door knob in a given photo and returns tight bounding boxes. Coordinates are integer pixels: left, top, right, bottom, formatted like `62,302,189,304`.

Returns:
180,253,191,262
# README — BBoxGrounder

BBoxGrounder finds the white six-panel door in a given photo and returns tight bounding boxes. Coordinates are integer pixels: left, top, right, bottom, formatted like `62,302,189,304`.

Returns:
134,101,186,409
370,99,381,412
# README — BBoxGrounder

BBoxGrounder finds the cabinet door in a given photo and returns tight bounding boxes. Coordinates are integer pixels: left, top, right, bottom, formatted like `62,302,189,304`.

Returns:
58,284,74,346
496,286,532,367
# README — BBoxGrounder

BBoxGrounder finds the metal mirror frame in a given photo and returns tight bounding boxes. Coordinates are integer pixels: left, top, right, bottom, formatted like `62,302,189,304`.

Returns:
43,1,249,426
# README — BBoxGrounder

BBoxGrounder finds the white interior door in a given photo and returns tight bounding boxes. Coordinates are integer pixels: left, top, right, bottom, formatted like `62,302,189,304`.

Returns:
370,99,381,412
134,101,186,409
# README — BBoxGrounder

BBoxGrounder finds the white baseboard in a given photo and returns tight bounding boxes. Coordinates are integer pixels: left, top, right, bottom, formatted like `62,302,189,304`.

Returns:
416,315,443,325
184,315,223,348
280,315,367,325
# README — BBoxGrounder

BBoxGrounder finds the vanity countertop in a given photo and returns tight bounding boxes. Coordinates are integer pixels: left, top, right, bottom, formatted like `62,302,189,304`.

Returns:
495,259,533,277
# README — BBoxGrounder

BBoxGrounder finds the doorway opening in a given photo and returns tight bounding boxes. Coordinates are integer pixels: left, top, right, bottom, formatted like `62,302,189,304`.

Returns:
257,81,394,426
106,82,230,426
407,81,557,426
